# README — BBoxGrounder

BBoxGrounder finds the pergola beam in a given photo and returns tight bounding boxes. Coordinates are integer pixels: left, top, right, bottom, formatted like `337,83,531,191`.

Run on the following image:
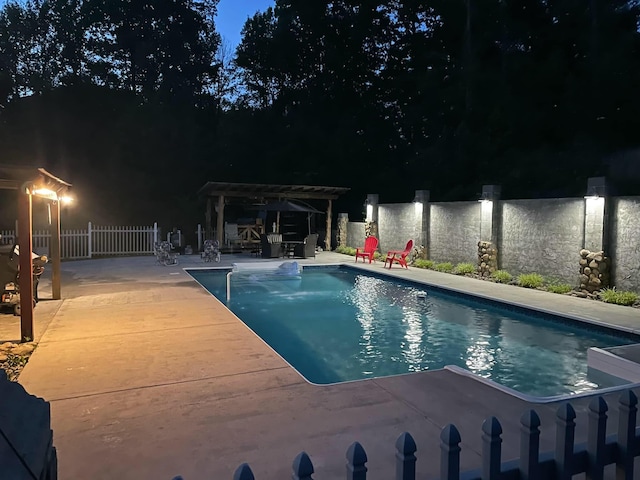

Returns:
197,182,350,251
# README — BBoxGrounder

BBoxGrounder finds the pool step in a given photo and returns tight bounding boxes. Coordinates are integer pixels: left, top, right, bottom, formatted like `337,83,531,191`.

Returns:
588,344,640,383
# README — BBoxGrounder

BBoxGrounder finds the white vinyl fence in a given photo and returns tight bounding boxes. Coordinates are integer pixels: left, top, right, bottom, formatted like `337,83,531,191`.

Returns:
1,222,159,259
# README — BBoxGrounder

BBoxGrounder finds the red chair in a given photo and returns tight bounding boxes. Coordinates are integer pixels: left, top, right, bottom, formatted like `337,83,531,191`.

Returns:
384,239,414,269
355,236,379,263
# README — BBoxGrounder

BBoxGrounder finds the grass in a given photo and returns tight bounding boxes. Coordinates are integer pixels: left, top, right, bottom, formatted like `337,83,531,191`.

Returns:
518,273,544,289
491,270,512,284
454,262,476,275
335,245,357,256
546,283,573,294
434,262,454,273
600,288,639,306
414,259,435,269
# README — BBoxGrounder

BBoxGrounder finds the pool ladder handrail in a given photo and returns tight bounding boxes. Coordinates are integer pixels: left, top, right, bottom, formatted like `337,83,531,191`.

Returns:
226,271,232,301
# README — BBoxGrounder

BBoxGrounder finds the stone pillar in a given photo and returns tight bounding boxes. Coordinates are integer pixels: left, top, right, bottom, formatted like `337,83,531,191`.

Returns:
413,190,430,259
337,213,349,247
580,177,610,294
365,193,379,239
478,185,501,276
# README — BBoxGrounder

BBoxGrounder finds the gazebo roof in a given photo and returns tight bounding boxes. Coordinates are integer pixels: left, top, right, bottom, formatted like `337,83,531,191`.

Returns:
197,182,349,201
0,164,72,191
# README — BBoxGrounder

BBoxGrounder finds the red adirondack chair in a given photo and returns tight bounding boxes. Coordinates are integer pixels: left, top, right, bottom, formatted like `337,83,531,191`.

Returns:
384,239,414,269
355,236,379,263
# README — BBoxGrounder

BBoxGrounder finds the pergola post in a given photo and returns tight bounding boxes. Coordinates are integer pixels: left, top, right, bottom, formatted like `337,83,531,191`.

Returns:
325,199,332,251
18,190,34,342
216,195,225,245
50,200,61,300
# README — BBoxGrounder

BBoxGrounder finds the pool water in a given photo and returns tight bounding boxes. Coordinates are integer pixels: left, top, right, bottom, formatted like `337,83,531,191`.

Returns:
188,265,636,397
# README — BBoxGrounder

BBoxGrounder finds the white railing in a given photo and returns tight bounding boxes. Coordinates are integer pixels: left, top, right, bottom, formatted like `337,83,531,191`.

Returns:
1,222,159,259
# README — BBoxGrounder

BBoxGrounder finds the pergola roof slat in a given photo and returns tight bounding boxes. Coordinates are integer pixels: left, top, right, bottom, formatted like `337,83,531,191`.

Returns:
198,182,350,201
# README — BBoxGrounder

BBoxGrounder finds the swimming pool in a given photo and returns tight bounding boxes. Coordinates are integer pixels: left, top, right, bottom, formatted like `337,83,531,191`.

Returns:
188,264,637,397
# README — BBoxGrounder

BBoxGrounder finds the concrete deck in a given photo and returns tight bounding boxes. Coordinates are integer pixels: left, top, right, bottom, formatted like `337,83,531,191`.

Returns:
5,252,640,479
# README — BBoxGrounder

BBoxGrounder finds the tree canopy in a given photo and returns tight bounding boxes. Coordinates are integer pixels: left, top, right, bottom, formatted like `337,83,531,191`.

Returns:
1,0,639,230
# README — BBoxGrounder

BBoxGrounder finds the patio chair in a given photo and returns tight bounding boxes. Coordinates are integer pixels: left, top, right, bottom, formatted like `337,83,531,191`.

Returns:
384,239,413,269
355,236,378,263
293,233,318,259
260,233,283,258
224,222,242,248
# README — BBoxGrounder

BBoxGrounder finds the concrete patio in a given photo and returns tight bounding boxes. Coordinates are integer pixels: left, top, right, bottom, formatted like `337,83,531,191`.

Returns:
4,251,640,479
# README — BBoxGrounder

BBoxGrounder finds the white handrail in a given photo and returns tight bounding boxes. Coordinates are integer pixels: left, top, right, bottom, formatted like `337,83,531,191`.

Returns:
226,271,233,302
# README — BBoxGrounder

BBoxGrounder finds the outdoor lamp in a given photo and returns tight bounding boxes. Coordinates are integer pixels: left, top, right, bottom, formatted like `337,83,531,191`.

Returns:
365,200,373,222
413,190,428,216
585,176,607,199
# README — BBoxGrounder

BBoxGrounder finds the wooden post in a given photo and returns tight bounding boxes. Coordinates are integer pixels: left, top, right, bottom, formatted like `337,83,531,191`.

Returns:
18,191,34,342
50,200,61,300
205,197,212,237
440,424,461,480
325,199,332,251
216,195,224,245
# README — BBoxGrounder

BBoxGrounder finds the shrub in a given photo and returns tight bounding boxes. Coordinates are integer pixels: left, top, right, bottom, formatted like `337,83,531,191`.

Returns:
600,288,639,306
336,245,357,256
546,284,573,294
374,251,385,261
491,270,512,284
454,262,476,275
434,262,454,273
414,259,435,269
518,273,544,289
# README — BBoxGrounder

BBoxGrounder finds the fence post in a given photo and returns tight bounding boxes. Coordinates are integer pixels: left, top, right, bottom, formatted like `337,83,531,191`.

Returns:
396,431,417,480
555,402,576,480
587,396,608,480
440,424,461,480
154,222,158,245
346,441,367,480
233,463,255,480
197,224,202,251
519,410,541,480
87,221,92,259
292,452,314,480
482,416,503,480
616,390,637,480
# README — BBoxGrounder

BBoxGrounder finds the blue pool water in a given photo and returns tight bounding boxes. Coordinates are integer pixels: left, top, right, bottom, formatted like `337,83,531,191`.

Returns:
188,265,637,397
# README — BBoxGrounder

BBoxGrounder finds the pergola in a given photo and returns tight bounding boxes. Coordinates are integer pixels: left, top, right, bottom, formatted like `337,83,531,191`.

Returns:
197,182,350,249
0,165,72,342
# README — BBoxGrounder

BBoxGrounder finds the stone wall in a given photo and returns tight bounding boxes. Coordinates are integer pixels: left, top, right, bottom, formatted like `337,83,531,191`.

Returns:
378,204,418,252
429,202,480,264
346,222,366,249
499,199,584,285
341,195,640,293
609,197,640,291
477,241,498,277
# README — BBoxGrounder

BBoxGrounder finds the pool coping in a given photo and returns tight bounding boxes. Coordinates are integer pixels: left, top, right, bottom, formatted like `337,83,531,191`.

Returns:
185,261,640,404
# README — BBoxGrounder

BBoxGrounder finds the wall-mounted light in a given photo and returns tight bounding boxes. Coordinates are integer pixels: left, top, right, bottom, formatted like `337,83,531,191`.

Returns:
584,176,606,200
413,190,428,216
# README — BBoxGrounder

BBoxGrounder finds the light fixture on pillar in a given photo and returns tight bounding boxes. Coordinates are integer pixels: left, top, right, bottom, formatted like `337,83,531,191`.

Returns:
585,176,606,204
478,184,501,207
364,197,373,222
413,190,428,216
